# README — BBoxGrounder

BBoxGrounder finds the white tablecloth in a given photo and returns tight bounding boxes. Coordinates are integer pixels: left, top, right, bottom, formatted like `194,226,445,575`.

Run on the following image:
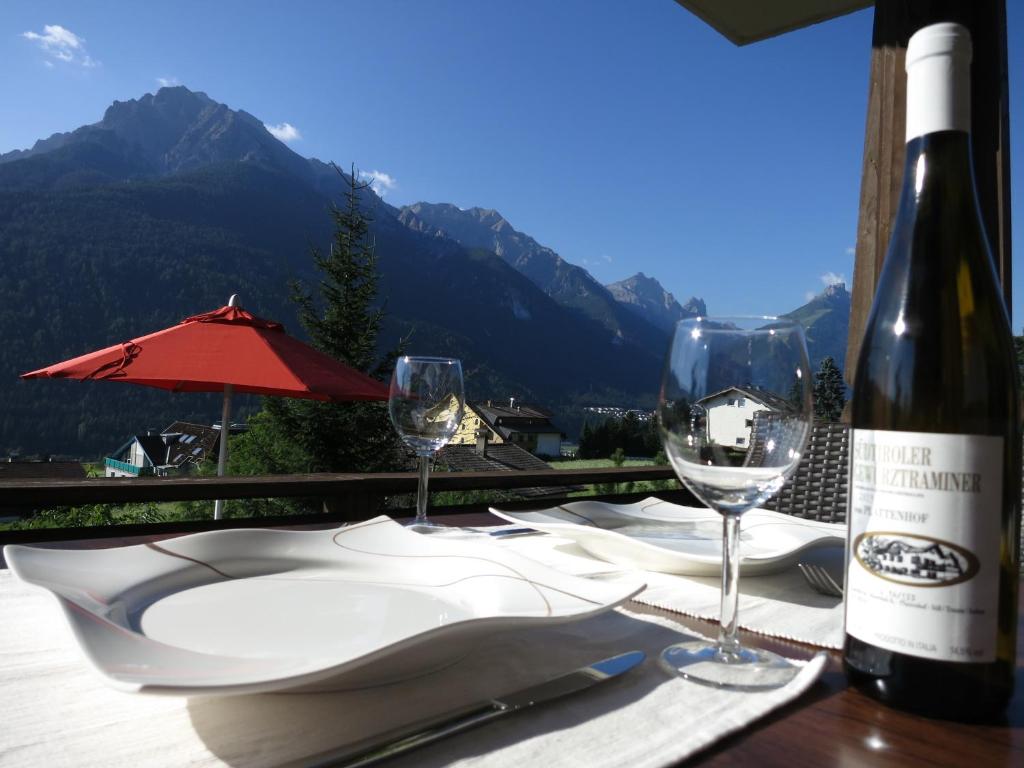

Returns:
490,531,845,649
0,569,826,767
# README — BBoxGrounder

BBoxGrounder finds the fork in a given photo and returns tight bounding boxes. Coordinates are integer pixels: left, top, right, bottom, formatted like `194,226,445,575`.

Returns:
798,562,844,598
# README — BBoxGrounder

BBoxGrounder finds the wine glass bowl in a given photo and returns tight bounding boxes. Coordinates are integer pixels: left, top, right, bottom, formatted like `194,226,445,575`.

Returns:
388,356,465,531
657,316,812,689
389,391,463,454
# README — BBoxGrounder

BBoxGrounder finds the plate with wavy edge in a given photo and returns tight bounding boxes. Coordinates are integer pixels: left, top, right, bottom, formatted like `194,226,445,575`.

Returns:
489,497,845,576
3,516,644,696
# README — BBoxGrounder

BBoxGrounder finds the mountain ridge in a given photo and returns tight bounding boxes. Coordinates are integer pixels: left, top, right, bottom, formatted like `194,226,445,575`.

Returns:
606,272,705,332
397,202,678,357
0,85,849,456
0,86,665,456
783,282,851,371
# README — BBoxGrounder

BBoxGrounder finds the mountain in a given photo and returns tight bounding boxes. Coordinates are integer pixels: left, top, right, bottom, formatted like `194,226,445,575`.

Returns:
0,87,664,458
605,273,704,333
0,87,347,202
397,203,676,358
783,282,851,371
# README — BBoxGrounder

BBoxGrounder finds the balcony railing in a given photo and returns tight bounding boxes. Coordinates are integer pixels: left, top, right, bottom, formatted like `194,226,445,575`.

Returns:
0,465,692,551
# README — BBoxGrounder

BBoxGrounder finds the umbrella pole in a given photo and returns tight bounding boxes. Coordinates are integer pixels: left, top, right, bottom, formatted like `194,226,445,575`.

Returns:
214,383,233,520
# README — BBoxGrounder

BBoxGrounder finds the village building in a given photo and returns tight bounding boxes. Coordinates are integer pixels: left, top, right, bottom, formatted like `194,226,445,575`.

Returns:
695,386,791,449
450,400,564,458
104,421,226,477
438,428,582,498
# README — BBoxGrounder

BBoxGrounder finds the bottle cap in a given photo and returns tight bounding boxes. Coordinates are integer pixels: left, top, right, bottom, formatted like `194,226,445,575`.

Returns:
906,22,972,70
905,22,972,141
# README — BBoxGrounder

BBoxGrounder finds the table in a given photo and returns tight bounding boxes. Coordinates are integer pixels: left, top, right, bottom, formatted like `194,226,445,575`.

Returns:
4,513,1021,767
637,604,1023,767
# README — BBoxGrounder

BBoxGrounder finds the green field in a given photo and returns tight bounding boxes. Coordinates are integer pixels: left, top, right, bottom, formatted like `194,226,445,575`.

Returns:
547,457,677,496
547,458,660,470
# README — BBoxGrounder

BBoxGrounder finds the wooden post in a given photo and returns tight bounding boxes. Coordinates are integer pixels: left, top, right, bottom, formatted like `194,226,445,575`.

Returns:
845,0,1012,395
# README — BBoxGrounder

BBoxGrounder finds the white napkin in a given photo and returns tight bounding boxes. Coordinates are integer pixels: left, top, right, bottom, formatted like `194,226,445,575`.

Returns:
484,531,845,649
0,570,825,768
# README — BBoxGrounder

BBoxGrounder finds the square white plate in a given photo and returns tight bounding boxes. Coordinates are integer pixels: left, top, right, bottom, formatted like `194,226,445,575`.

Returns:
489,498,845,576
4,516,644,696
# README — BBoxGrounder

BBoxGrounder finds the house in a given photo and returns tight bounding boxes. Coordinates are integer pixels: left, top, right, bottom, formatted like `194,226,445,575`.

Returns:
450,399,564,458
104,421,224,477
695,386,790,450
437,430,582,498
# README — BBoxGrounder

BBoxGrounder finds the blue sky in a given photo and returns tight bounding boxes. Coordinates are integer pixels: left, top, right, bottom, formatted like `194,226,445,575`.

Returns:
2,1,1022,323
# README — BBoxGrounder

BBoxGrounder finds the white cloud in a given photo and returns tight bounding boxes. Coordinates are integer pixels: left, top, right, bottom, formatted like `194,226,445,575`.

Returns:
805,291,817,301
265,122,302,142
157,76,180,88
820,271,846,287
845,245,856,256
22,24,98,68
359,169,397,197
581,253,613,268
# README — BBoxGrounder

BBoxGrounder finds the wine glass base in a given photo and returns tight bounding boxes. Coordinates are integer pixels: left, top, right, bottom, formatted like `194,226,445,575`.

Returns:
659,640,798,691
404,520,449,534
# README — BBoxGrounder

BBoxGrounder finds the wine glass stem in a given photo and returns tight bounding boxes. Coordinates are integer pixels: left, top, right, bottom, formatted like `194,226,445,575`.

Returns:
415,454,431,525
717,514,742,658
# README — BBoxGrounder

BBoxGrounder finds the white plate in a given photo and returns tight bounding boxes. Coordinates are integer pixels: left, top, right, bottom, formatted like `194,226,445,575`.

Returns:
3,516,643,696
489,498,845,576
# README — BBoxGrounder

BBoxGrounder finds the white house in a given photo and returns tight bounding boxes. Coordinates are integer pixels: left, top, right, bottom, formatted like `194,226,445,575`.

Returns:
104,422,225,477
696,387,781,450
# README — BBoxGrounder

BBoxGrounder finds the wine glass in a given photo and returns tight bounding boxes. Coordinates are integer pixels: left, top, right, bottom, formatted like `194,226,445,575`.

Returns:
656,316,812,689
388,356,465,532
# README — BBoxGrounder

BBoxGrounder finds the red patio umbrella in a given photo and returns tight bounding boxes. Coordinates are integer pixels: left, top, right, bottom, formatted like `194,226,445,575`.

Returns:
22,296,388,518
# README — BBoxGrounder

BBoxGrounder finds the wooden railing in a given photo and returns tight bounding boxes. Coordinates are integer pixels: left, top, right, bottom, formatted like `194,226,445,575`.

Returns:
0,465,693,547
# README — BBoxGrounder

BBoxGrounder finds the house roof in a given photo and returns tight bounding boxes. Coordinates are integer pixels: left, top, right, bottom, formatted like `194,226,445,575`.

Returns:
469,401,563,440
161,422,221,467
437,443,582,498
134,435,171,467
471,401,552,420
109,421,223,468
698,385,794,413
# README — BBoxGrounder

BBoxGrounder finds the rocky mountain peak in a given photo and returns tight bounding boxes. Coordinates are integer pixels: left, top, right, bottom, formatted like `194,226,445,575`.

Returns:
606,273,701,333
468,207,511,231
822,282,849,300
0,85,316,183
681,296,707,316
782,280,852,372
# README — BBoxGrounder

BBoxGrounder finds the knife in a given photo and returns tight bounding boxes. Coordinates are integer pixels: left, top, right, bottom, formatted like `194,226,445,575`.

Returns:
323,650,646,768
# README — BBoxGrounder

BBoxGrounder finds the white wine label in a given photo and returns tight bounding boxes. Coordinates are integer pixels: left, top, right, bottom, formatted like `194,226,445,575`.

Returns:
846,429,1003,663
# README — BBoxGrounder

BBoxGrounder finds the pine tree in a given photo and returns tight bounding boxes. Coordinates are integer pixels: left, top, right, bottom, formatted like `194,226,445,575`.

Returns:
812,356,846,422
230,166,405,490
293,167,389,374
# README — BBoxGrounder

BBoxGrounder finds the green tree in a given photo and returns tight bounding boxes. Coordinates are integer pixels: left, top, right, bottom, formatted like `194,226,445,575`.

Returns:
578,412,661,459
812,356,846,422
229,167,405,491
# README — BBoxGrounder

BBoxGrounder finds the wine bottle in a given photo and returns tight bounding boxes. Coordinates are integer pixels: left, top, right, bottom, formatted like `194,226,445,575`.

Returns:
843,22,1020,721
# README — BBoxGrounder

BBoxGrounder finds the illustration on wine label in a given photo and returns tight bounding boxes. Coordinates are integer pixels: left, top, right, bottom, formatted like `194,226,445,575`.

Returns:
852,532,979,588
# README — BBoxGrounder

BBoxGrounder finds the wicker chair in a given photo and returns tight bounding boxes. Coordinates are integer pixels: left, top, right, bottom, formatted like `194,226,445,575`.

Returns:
759,421,850,524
